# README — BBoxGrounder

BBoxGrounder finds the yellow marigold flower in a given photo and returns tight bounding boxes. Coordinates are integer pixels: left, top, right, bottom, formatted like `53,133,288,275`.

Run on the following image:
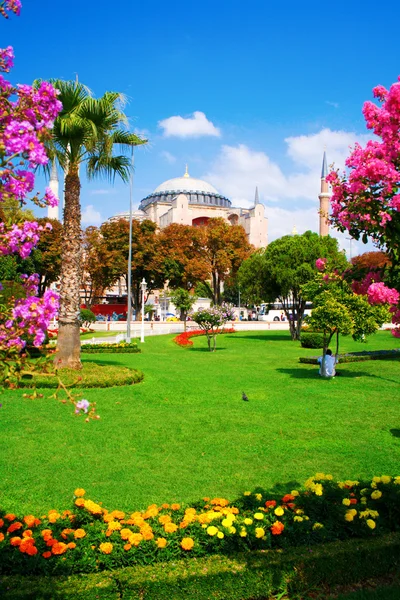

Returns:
345,480,359,487
366,519,376,530
254,512,264,520
185,508,196,516
372,476,381,483
181,537,194,550
120,528,132,541
107,521,122,531
110,510,125,520
217,531,224,539
255,527,265,538
361,497,367,505
315,472,325,480
274,507,284,517
74,488,86,497
303,516,310,521
99,542,113,554
295,509,304,515
228,526,236,534
158,515,172,525
239,528,247,537
244,491,251,496
84,500,102,516
360,488,369,495
371,490,382,500
244,518,253,526
394,476,400,485
164,522,178,534
312,523,324,530
291,490,300,497
201,524,207,529
156,537,167,548
222,518,234,528
73,529,86,539
140,528,154,541
342,498,351,506
128,533,143,546
293,516,303,522
207,526,218,536
314,484,323,496
144,505,159,518
345,512,354,522
381,476,391,484
255,493,262,501
325,474,333,481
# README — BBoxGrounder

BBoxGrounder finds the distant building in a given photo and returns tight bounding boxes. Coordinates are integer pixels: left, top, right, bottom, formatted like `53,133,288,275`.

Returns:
109,166,269,248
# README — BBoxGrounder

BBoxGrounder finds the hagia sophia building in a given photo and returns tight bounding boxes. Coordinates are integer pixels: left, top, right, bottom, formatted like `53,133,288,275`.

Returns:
47,153,330,248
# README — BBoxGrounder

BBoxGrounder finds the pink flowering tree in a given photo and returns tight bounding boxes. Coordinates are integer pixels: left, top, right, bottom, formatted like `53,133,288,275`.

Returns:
0,1,95,418
327,77,400,336
192,304,235,351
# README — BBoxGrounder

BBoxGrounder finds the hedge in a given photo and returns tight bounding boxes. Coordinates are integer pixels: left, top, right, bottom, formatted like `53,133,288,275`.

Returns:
300,348,400,365
1,533,399,599
19,362,143,388
300,332,325,349
81,342,140,354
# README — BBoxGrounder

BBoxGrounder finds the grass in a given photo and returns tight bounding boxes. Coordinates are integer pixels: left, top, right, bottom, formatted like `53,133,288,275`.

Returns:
80,331,124,340
19,362,142,388
0,330,399,515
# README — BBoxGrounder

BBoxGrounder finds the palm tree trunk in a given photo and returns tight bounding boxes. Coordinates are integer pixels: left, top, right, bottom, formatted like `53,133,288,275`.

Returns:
55,169,82,369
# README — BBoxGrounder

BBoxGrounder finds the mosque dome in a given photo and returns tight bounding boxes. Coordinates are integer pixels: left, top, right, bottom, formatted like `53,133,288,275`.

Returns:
139,166,231,210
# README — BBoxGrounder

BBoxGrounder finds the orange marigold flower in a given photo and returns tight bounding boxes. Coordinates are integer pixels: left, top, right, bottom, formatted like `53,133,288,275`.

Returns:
42,551,52,559
120,528,132,541
171,503,181,510
179,521,189,529
282,494,296,503
350,499,358,505
48,511,60,524
46,538,57,547
181,537,194,550
67,542,76,549
23,529,33,538
159,515,172,525
52,542,68,555
0,533,4,542
156,537,167,548
61,528,74,539
41,529,53,541
128,533,143,546
4,514,16,521
75,498,85,508
164,521,178,534
24,544,38,556
123,543,132,551
7,522,22,533
99,542,113,554
110,510,125,520
270,521,285,536
161,503,170,509
23,515,36,528
141,528,154,541
10,536,22,546
265,500,277,508
74,528,86,539
0,518,4,528
74,488,86,497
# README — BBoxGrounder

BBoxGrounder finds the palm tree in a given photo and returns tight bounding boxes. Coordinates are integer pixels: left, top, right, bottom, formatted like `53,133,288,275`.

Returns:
47,80,146,369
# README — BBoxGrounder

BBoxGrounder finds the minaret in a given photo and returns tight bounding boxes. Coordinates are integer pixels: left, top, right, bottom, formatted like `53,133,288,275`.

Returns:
319,150,330,236
47,161,59,220
254,186,260,206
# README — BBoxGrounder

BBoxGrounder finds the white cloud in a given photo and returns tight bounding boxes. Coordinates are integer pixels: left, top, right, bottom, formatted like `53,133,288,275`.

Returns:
158,111,221,138
82,204,103,226
326,101,339,108
160,150,177,164
203,128,374,245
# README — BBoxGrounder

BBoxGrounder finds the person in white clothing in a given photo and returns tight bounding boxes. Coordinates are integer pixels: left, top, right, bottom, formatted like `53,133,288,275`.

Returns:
317,349,337,377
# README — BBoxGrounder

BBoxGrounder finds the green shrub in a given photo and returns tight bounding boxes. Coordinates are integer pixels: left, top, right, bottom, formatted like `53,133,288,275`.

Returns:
81,341,140,354
300,349,400,364
19,362,143,388
80,309,96,328
300,332,325,348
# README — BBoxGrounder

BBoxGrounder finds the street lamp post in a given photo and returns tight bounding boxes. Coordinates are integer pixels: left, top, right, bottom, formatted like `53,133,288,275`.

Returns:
126,151,134,343
140,278,147,343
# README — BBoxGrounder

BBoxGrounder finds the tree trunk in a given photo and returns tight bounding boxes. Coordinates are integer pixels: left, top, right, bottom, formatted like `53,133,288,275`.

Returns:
55,169,82,370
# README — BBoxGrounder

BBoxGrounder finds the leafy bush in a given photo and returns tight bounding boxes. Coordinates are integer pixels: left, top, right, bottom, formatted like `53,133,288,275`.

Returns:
300,332,325,348
300,349,400,364
19,362,143,388
0,473,399,576
80,309,96,329
81,341,140,354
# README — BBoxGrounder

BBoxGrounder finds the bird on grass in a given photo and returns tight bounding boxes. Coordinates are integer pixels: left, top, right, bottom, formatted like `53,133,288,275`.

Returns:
242,392,249,401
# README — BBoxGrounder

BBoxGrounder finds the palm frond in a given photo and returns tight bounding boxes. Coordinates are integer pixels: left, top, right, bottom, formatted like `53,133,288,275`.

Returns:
86,154,131,183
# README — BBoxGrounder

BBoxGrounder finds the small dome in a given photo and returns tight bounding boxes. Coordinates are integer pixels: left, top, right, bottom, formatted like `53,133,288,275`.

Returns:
154,167,218,195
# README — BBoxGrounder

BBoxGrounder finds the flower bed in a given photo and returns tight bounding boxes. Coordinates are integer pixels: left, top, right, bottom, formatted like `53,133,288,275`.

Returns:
174,328,236,347
300,348,400,364
81,342,140,354
0,473,398,575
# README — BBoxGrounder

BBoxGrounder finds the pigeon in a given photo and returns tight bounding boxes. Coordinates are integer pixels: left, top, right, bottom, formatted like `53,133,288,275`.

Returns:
242,392,249,401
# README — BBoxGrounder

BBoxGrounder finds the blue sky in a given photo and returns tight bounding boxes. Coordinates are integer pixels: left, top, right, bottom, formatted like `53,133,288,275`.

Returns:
2,0,400,252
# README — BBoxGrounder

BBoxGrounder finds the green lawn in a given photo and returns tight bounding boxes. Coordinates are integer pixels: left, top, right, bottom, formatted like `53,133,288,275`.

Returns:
80,330,124,340
0,330,399,515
